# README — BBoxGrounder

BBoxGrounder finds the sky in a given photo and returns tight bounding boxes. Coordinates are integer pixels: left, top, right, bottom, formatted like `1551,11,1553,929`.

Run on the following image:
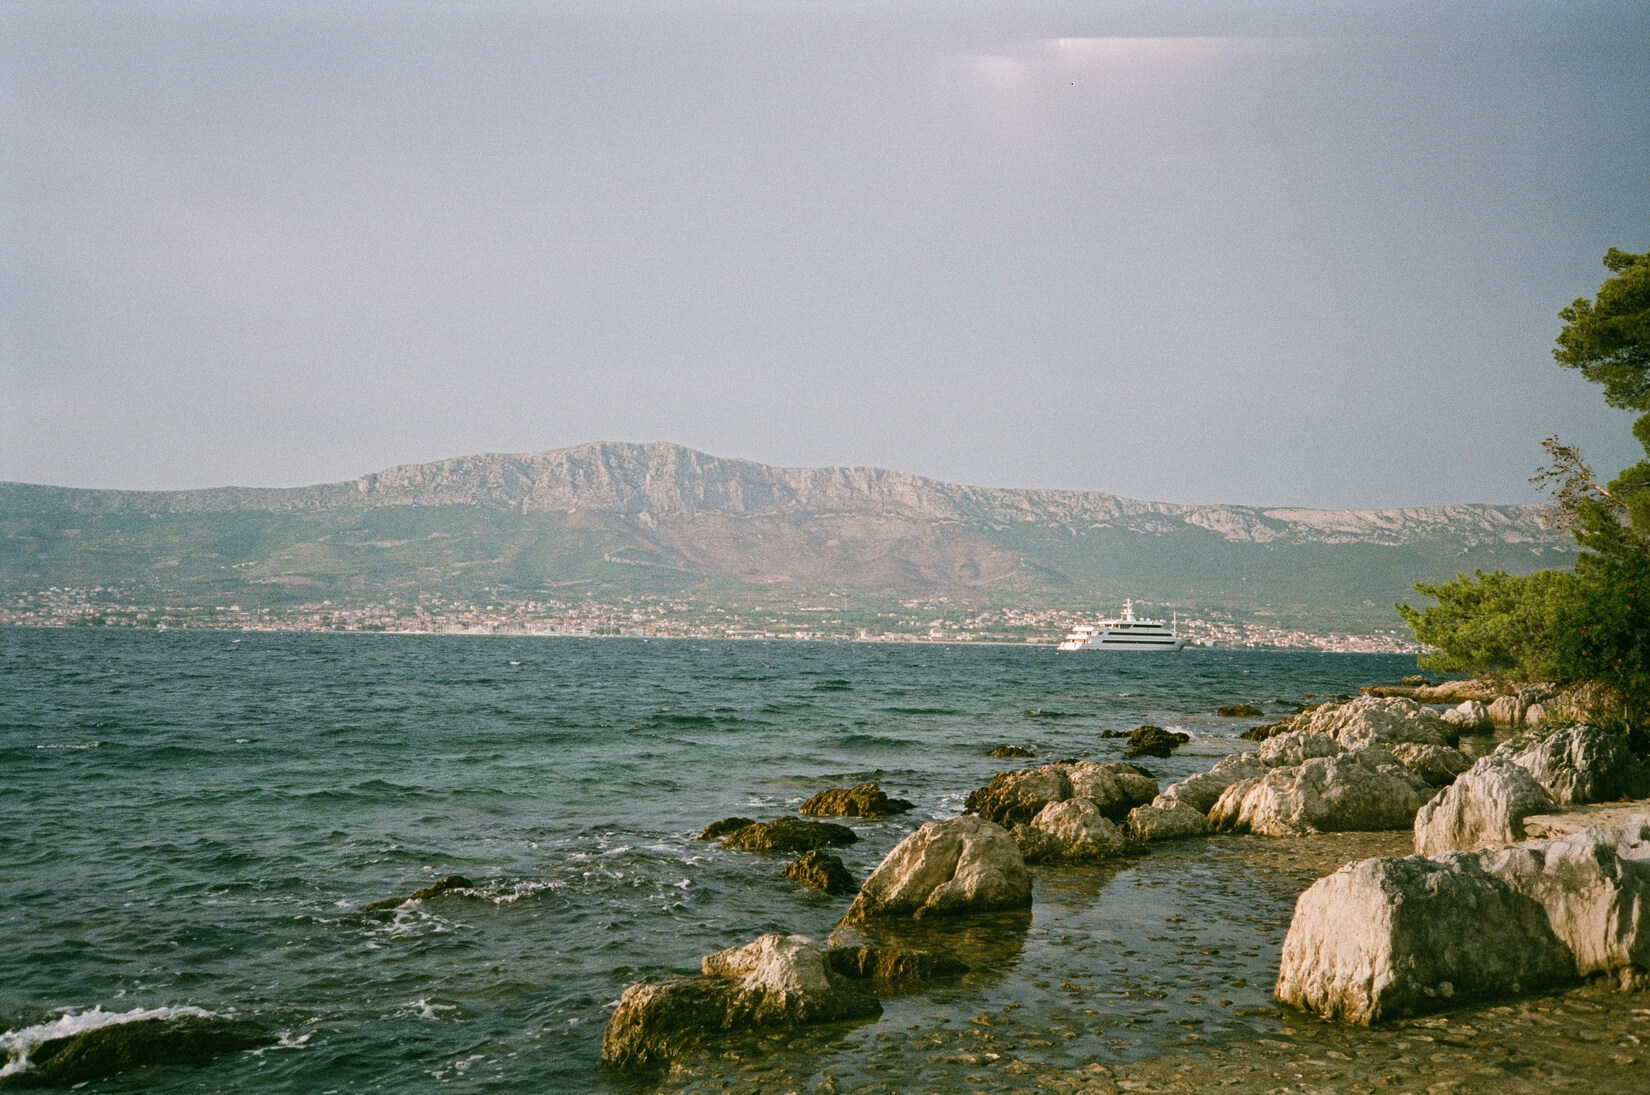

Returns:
2,1,1647,508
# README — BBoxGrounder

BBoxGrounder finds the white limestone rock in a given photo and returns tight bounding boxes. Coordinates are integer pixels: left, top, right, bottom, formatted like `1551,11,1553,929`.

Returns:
1497,722,1650,806
1210,747,1433,837
1275,854,1576,1024
1012,798,1129,863
1477,817,1650,978
1441,700,1492,734
1153,753,1266,815
840,815,1031,923
1255,731,1344,768
1293,696,1455,750
1125,801,1213,842
1413,754,1555,855
1384,741,1473,787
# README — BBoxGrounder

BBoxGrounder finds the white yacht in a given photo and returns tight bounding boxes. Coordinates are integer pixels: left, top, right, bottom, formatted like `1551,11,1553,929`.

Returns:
1057,600,1186,652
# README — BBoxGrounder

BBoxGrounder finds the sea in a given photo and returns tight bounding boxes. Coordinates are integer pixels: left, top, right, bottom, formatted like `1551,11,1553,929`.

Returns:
1,627,1424,1092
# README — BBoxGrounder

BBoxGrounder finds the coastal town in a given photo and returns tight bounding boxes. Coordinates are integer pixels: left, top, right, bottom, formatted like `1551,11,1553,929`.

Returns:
0,584,1420,653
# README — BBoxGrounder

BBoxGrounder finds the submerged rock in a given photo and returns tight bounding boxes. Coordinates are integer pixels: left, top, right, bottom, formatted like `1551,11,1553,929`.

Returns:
823,944,969,982
601,934,881,1069
1217,704,1266,718
720,817,858,853
1497,722,1650,806
1275,854,1576,1024
783,851,857,895
798,783,914,818
360,874,474,913
1011,798,1129,863
1413,755,1554,855
1124,801,1213,842
1122,726,1189,758
1239,722,1292,742
1210,747,1432,837
840,815,1031,923
990,744,1037,758
697,817,757,841
1,1016,274,1088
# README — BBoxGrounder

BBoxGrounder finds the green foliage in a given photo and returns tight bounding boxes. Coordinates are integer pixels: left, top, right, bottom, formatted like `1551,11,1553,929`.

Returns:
1554,248,1650,411
1551,498,1650,709
1397,568,1579,679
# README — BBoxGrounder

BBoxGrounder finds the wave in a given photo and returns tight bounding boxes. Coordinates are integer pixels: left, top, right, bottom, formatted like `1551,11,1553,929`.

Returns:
0,1005,215,1078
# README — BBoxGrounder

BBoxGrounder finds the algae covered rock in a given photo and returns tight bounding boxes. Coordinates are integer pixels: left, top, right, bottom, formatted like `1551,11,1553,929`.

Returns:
0,1014,274,1088
1275,854,1576,1024
720,817,858,853
360,873,474,913
697,817,758,841
963,760,1156,826
1122,726,1189,758
990,744,1037,759
783,851,857,895
1217,704,1266,718
840,815,1031,923
1413,754,1554,855
798,783,914,819
602,933,881,1069
823,944,969,982
1011,798,1128,863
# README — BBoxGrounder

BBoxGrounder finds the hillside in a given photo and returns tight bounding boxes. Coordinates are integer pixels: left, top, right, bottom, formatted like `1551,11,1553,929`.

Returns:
0,442,1574,638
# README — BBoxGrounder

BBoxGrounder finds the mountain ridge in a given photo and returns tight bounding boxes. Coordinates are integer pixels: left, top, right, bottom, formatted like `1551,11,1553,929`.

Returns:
0,440,1558,549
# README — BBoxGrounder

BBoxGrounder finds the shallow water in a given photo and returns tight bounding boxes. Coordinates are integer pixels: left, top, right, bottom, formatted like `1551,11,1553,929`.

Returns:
6,627,1624,1093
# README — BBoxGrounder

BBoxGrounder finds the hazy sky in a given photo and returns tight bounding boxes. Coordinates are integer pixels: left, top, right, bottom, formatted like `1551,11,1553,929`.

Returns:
3,1,1647,507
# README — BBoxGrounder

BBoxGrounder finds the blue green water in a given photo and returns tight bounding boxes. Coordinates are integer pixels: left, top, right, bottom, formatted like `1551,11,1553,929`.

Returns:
0,628,1417,1092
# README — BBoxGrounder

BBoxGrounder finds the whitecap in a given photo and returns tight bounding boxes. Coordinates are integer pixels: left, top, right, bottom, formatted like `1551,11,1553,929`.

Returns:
1,1005,214,1078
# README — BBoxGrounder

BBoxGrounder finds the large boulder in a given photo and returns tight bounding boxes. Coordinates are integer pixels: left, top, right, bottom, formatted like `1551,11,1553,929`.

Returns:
798,783,914,819
0,1014,273,1088
601,934,880,1069
1210,748,1433,837
1275,854,1576,1024
719,817,858,853
1153,753,1266,815
1011,799,1129,863
1497,723,1650,806
964,761,1155,826
1476,820,1650,978
1125,801,1213,842
840,815,1031,923
1413,755,1555,855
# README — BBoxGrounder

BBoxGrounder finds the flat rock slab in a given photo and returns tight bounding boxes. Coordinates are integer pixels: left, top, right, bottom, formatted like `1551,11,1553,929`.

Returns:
1523,800,1650,840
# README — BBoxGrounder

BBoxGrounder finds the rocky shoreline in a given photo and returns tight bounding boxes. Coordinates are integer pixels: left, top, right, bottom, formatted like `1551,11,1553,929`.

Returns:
606,681,1650,1080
